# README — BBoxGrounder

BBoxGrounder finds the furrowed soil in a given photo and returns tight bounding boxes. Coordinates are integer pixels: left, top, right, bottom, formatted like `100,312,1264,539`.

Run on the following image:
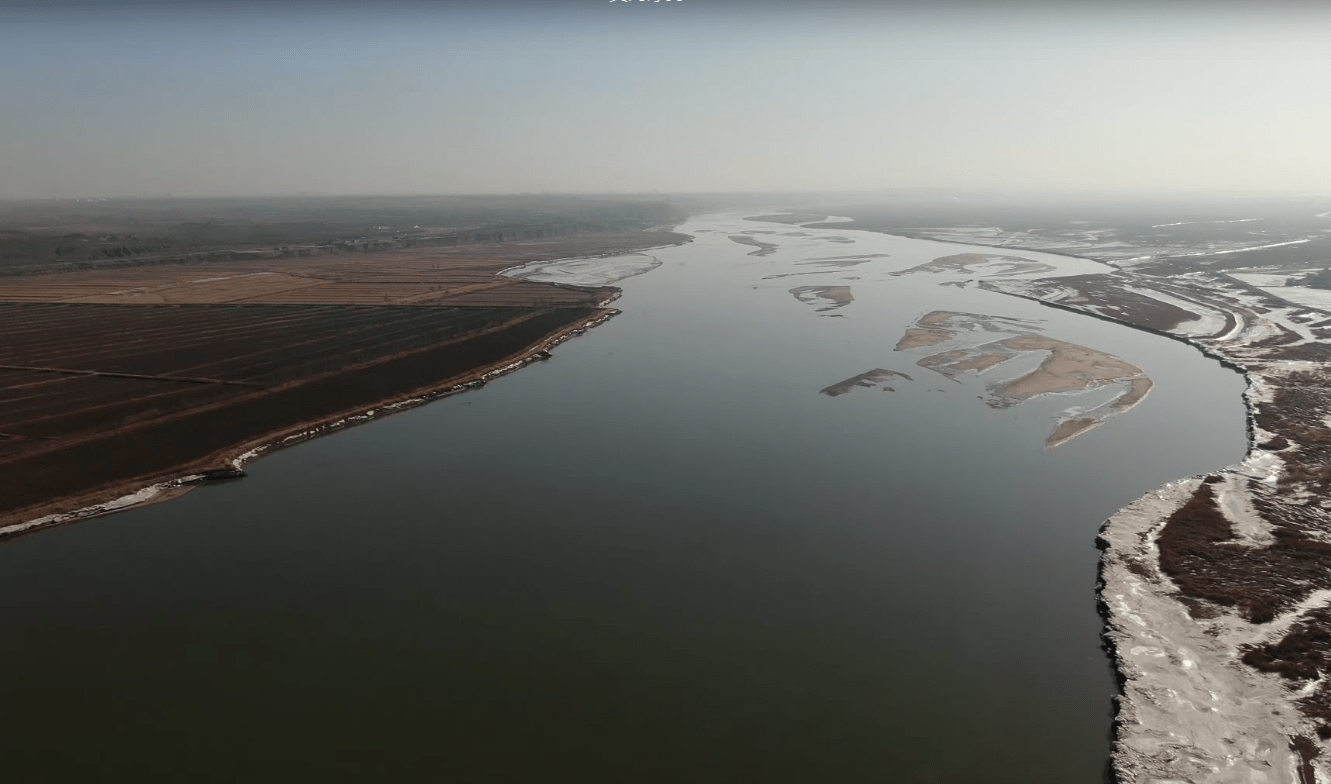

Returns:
0,211,688,533
0,304,599,530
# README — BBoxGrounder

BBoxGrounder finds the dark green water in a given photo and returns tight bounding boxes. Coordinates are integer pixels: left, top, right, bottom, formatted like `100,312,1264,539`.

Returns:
0,215,1248,782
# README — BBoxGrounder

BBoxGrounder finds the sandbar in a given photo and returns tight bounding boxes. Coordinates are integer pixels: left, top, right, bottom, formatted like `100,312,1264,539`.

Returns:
893,310,1151,447
744,212,830,225
820,368,913,396
790,285,853,313
891,252,1057,278
991,335,1143,400
729,236,777,256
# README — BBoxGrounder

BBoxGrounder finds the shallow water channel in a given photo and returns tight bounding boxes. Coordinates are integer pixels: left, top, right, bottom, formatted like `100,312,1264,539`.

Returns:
0,214,1248,782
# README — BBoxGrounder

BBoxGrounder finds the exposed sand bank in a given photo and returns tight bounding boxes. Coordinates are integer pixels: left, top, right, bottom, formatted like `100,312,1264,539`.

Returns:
891,252,1057,278
992,335,1143,400
820,368,913,397
789,285,853,314
895,310,1041,351
729,235,778,256
894,310,1152,448
744,212,830,225
805,254,890,262
798,254,885,268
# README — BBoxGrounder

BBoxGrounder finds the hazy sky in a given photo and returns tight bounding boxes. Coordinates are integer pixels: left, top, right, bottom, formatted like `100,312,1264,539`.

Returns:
4,0,1331,198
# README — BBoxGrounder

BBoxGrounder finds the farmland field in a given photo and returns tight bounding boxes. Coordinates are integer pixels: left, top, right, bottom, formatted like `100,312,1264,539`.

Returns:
0,196,688,533
0,302,601,530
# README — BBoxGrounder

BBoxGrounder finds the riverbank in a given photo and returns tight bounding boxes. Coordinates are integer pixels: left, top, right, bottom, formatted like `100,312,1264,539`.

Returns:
0,307,616,540
972,256,1330,780
759,209,1331,780
0,219,693,540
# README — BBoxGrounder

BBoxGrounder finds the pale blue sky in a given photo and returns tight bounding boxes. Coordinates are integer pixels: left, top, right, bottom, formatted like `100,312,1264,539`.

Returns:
4,1,1330,198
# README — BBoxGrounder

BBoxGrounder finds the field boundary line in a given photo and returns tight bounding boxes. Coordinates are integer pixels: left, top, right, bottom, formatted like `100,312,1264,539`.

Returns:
0,364,264,387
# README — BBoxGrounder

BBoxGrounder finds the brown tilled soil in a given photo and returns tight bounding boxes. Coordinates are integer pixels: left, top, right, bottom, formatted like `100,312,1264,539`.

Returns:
0,226,687,532
0,304,599,530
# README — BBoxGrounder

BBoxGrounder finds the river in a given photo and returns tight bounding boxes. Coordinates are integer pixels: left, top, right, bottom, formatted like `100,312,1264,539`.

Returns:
0,213,1248,782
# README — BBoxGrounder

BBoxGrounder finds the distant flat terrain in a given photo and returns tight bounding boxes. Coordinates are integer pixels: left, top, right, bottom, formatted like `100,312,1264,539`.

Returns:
0,233,689,307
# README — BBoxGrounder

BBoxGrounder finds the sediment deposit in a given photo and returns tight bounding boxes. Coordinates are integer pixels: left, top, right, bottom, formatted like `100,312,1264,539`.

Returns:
790,285,853,314
820,368,913,396
892,310,1152,448
728,235,778,256
890,252,1057,278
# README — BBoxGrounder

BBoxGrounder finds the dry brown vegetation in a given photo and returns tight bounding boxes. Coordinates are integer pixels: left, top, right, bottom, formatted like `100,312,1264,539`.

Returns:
1273,343,1331,362
1157,482,1331,624
1009,274,1206,332
1254,371,1331,490
1244,639,1331,752
1261,435,1291,451
1242,606,1331,681
1293,735,1323,784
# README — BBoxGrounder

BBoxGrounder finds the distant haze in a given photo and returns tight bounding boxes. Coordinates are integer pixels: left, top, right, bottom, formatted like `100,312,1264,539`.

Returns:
4,0,1331,199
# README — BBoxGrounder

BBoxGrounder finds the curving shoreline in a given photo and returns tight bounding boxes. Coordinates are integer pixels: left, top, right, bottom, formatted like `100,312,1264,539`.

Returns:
773,212,1326,781
960,260,1323,782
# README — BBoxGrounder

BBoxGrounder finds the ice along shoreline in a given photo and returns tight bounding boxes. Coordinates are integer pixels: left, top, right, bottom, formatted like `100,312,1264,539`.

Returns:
817,214,1330,783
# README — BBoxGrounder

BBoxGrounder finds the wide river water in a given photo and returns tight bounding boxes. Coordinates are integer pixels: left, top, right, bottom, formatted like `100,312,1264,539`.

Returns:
0,214,1248,782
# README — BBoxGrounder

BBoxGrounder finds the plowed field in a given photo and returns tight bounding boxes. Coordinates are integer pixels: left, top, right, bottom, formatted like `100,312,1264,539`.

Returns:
0,302,600,529
0,226,687,532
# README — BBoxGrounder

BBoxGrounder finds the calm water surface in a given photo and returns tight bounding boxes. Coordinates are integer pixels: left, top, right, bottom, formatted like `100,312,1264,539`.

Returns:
0,215,1247,782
